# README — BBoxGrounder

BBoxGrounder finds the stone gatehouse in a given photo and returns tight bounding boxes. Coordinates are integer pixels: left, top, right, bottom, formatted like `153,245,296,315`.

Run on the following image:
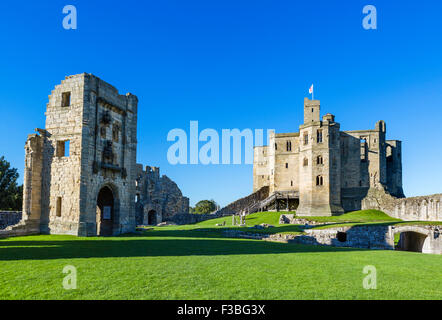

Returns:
253,98,404,216
4,73,189,237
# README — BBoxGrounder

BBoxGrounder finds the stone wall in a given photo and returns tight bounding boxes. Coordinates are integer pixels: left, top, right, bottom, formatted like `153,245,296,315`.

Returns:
362,188,442,221
215,186,269,216
222,225,393,250
169,213,225,225
223,223,442,254
135,165,189,225
300,225,394,249
0,212,22,230
278,214,323,226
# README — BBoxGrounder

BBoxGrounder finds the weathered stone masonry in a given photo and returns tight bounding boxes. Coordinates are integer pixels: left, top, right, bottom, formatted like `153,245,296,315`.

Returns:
0,212,22,230
362,188,441,221
2,73,189,237
226,222,442,254
135,165,190,225
253,97,404,216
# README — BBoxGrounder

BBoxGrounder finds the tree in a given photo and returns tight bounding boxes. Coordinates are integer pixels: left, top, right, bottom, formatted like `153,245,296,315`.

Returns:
191,199,218,214
0,156,22,211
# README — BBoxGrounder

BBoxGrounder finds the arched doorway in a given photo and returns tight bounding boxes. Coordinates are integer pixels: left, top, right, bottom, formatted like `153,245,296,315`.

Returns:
147,210,157,225
396,231,428,253
96,186,114,236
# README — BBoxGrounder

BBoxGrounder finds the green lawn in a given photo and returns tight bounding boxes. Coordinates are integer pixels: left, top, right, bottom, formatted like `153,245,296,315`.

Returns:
152,210,404,235
298,209,401,223
1,211,441,299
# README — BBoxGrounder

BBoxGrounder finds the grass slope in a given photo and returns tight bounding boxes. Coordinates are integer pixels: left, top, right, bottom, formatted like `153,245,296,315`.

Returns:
0,233,441,299
1,210,440,300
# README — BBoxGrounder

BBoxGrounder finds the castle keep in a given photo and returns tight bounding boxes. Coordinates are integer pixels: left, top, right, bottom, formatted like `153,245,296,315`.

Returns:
253,98,404,216
13,73,189,237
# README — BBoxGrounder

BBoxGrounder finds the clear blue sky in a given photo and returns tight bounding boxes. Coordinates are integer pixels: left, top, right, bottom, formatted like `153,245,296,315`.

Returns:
0,0,441,207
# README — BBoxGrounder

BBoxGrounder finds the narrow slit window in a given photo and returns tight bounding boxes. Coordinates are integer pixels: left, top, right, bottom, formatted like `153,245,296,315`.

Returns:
56,197,62,217
286,140,292,151
317,130,323,143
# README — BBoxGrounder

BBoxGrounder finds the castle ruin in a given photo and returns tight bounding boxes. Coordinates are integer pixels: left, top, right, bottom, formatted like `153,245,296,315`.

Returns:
135,165,189,226
253,98,404,216
7,73,188,237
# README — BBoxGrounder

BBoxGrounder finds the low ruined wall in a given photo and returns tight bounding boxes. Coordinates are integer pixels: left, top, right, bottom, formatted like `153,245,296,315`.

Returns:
222,224,441,254
279,214,323,226
216,186,269,216
223,225,395,250
362,188,442,221
268,225,394,250
0,211,22,230
301,225,394,250
168,213,225,225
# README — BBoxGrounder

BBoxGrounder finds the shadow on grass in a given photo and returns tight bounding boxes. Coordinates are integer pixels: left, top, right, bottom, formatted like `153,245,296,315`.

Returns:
0,228,367,261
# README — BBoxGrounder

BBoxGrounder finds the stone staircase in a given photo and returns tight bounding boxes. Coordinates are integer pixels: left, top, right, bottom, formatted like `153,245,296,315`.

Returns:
215,188,299,216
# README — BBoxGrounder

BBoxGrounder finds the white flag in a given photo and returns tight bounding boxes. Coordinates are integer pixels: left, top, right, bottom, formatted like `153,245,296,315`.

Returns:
309,84,313,94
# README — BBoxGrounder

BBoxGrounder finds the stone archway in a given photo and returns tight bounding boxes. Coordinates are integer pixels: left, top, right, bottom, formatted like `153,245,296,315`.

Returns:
147,210,157,226
394,226,431,253
396,232,428,252
96,186,115,236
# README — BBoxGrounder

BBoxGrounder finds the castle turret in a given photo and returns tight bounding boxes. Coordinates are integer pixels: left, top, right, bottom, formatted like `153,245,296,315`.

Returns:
304,97,320,123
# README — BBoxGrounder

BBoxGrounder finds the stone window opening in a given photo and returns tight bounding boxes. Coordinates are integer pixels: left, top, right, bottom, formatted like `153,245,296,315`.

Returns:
275,143,277,150
286,140,292,151
337,232,347,242
101,111,112,125
291,180,293,186
317,129,323,143
303,158,308,166
61,92,71,107
112,124,120,142
56,197,62,217
285,163,288,169
303,133,308,145
316,175,323,186
100,126,107,139
56,140,70,157
317,155,323,165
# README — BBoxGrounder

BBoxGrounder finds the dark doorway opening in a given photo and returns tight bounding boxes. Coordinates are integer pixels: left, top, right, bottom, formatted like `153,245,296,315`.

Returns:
96,186,114,236
147,210,157,226
337,232,347,242
396,232,428,252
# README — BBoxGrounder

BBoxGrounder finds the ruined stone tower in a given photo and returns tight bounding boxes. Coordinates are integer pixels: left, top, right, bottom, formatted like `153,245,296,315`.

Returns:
21,73,138,236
